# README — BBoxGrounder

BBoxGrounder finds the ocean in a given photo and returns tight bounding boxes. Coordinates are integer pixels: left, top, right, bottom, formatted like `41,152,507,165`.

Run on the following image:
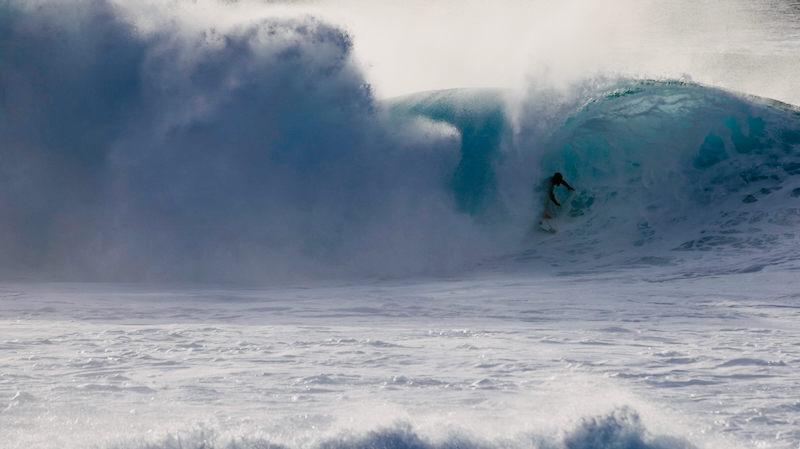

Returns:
1,1,800,448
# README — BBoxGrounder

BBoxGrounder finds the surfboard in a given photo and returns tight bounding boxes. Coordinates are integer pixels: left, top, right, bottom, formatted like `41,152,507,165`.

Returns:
538,217,557,233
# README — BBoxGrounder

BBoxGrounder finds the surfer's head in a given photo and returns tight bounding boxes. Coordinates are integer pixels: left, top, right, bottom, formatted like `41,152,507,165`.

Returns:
553,172,563,183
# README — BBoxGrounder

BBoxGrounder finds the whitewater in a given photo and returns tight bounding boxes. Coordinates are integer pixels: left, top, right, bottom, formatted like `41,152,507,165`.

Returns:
1,0,800,448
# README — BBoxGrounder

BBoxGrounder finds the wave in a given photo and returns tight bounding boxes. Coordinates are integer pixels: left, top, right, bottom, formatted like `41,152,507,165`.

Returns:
105,408,696,449
372,79,800,272
1,0,800,282
511,79,800,266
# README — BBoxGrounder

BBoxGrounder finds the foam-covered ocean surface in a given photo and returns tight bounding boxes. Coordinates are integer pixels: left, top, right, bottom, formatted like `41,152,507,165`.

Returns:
3,271,800,449
2,0,800,448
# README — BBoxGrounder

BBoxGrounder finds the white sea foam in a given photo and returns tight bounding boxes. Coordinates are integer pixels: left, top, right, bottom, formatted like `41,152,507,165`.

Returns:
2,266,799,448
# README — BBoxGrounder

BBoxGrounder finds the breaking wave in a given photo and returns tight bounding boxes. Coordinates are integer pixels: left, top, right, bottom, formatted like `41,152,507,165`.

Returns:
2,0,800,282
106,408,696,449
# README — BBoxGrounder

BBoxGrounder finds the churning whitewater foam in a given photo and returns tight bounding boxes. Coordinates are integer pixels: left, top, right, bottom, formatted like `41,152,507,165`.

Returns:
1,0,799,282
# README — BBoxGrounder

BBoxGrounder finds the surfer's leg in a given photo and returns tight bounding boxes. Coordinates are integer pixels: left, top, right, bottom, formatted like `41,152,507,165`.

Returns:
542,197,553,220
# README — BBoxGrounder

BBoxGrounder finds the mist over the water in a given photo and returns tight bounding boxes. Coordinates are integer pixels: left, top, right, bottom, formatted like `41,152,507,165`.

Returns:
1,0,799,282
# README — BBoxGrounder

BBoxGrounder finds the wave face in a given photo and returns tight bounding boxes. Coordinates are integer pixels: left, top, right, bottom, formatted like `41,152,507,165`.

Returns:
390,80,800,272
514,81,800,268
2,1,800,282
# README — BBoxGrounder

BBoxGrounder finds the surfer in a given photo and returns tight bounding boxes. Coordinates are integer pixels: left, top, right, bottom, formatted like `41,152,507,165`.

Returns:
542,172,574,219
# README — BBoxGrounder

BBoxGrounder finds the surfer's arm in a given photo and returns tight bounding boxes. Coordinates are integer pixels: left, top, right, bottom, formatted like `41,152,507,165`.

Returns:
550,192,561,207
562,181,575,191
